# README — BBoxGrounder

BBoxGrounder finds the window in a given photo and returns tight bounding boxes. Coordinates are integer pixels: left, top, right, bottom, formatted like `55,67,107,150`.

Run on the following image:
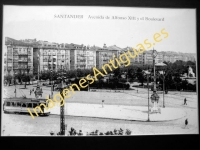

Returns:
10,102,14,106
14,102,18,107
27,103,32,108
22,103,26,107
17,102,21,107
33,103,38,108
40,103,45,111
6,102,10,106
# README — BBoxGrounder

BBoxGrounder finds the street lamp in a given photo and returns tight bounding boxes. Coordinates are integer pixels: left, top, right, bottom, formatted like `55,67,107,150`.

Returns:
37,51,40,86
14,72,17,98
155,62,167,108
150,48,160,113
143,70,151,121
51,70,53,98
163,71,166,107
60,65,65,136
151,49,158,91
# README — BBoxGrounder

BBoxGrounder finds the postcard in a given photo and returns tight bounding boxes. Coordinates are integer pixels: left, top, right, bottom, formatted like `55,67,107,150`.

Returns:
1,6,198,136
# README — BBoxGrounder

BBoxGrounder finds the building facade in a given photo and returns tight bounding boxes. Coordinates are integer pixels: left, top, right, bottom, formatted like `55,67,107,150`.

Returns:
96,44,119,69
70,44,96,70
4,37,196,76
4,37,34,76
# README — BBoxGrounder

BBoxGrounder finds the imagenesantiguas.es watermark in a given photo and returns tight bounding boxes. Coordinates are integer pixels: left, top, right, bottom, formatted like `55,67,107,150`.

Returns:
27,28,169,119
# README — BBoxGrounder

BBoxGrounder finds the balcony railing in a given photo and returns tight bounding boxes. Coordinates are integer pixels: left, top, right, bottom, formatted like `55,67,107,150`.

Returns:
7,67,12,70
13,66,19,69
18,66,28,69
18,59,28,62
18,53,28,55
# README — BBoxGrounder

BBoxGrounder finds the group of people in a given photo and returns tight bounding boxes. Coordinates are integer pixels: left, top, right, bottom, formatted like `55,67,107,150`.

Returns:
30,87,43,96
67,128,132,136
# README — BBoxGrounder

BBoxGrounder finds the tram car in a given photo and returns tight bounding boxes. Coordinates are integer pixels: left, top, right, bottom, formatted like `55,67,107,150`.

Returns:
3,98,50,116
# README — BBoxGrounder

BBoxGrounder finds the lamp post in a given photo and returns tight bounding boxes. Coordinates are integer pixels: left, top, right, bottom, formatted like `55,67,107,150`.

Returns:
14,72,17,98
37,51,40,86
150,48,160,113
143,70,151,121
151,49,158,91
51,70,53,98
163,71,165,108
88,80,90,91
155,62,167,108
60,65,65,136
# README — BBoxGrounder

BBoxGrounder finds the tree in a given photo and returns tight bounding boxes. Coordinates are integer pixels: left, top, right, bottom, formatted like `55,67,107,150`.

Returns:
21,74,30,88
113,68,121,78
136,68,145,86
4,74,13,86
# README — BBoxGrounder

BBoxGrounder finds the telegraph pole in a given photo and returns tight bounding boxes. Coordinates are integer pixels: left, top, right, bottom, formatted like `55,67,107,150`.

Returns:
147,74,150,121
60,65,65,135
51,70,53,98
37,51,40,86
14,73,16,98
163,71,165,108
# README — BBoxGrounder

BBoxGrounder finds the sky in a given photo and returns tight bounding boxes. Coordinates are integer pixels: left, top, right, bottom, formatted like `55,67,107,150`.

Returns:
3,6,196,53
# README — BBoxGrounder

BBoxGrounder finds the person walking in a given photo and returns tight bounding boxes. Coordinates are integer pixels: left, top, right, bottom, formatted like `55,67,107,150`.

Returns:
30,89,32,95
40,88,43,97
185,118,188,129
184,98,187,105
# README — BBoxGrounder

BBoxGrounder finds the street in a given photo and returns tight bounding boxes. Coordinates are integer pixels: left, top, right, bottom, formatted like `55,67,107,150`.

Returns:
1,83,198,136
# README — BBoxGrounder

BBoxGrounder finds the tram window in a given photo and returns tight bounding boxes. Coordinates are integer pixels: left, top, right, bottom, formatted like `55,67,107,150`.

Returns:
17,102,21,107
27,103,32,108
22,103,26,107
14,102,18,107
33,103,38,108
40,104,44,110
6,102,10,106
10,102,14,106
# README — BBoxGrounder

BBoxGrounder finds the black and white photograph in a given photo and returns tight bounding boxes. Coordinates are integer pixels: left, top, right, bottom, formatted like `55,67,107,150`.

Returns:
1,5,198,136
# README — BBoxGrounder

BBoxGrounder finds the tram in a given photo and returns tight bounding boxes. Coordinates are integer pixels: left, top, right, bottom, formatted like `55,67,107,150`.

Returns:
3,98,50,116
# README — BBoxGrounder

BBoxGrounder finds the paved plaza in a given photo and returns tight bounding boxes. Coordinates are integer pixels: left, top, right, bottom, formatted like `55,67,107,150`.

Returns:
49,103,186,122
1,83,198,136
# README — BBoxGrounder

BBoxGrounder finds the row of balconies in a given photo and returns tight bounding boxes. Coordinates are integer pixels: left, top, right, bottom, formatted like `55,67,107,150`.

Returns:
12,66,31,69
77,60,86,62
43,52,68,55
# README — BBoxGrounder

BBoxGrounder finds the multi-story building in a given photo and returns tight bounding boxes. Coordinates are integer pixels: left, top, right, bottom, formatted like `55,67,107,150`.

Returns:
143,50,153,65
4,37,196,76
120,47,145,66
4,37,34,76
96,44,119,69
33,41,71,73
156,52,164,63
70,44,96,70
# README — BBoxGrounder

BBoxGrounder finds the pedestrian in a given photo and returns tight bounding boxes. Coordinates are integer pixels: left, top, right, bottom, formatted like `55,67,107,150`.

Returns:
185,118,188,129
184,98,187,105
30,89,32,95
41,88,43,97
